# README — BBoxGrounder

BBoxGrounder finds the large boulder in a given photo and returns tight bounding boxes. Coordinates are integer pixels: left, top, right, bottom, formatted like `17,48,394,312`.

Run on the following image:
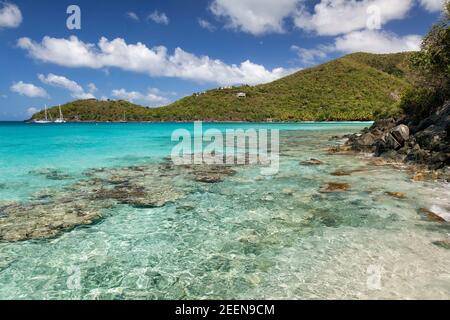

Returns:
343,100,449,170
376,125,410,153
430,152,450,169
415,125,446,151
353,133,377,151
406,148,431,163
384,133,402,150
358,133,376,146
390,125,410,145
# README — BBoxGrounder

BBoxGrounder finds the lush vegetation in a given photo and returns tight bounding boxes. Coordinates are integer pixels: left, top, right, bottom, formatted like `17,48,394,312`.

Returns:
399,1,450,123
31,99,153,122
32,52,414,122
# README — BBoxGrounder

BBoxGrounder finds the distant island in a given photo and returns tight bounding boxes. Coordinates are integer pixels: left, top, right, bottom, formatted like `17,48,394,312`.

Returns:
29,52,413,123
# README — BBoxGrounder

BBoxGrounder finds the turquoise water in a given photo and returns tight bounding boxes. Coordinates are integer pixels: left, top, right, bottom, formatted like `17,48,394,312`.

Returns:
0,122,449,299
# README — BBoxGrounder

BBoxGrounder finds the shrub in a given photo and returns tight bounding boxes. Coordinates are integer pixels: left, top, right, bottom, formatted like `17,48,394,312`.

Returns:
399,88,445,122
404,1,450,118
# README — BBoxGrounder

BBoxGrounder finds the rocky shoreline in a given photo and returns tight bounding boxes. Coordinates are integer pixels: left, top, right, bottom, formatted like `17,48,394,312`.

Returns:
343,101,450,181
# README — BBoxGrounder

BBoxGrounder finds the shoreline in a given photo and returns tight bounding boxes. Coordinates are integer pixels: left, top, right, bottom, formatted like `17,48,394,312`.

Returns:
331,139,450,182
346,101,449,178
16,120,375,124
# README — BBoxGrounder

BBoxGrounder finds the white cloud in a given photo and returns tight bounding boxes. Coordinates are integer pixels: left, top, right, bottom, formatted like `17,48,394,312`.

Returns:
419,0,446,12
38,73,83,93
10,81,49,98
87,83,97,93
291,45,328,65
18,36,295,86
333,29,422,53
72,92,96,99
126,12,140,21
291,29,422,66
198,18,216,31
27,107,38,115
147,10,169,25
210,0,301,35
294,0,414,36
208,0,421,36
289,0,423,64
38,73,96,99
0,93,7,98
0,2,22,28
112,88,169,106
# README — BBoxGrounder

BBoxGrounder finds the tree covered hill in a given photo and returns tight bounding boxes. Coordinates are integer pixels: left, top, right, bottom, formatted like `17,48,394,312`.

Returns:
30,52,414,122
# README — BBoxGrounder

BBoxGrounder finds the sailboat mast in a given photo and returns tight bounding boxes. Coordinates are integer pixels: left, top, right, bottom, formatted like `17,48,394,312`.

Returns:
59,105,63,120
44,104,48,121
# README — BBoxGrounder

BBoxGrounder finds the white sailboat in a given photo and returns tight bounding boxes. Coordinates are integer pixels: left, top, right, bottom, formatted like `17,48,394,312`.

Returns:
54,105,66,123
34,105,52,124
119,111,127,123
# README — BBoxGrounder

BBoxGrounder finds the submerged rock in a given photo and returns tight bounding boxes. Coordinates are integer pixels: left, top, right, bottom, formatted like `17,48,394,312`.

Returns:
304,210,344,228
327,145,353,155
281,188,294,196
410,169,440,182
188,165,237,184
433,240,450,250
0,202,14,218
0,162,195,241
419,207,450,223
194,174,224,183
428,206,450,222
369,158,388,166
301,159,324,166
412,171,427,181
1,159,244,242
331,170,352,176
0,200,110,242
319,182,351,193
93,184,183,208
29,168,72,181
331,168,367,176
385,192,407,199
176,203,196,212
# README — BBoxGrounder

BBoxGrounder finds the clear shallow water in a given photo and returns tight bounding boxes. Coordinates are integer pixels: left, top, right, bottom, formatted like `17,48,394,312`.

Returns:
0,122,449,299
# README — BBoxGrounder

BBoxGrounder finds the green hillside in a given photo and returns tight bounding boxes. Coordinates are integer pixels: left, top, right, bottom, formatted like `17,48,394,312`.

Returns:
31,52,413,122
31,99,150,122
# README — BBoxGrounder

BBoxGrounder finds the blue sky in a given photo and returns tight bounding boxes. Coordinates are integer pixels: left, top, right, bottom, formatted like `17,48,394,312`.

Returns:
0,0,445,120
